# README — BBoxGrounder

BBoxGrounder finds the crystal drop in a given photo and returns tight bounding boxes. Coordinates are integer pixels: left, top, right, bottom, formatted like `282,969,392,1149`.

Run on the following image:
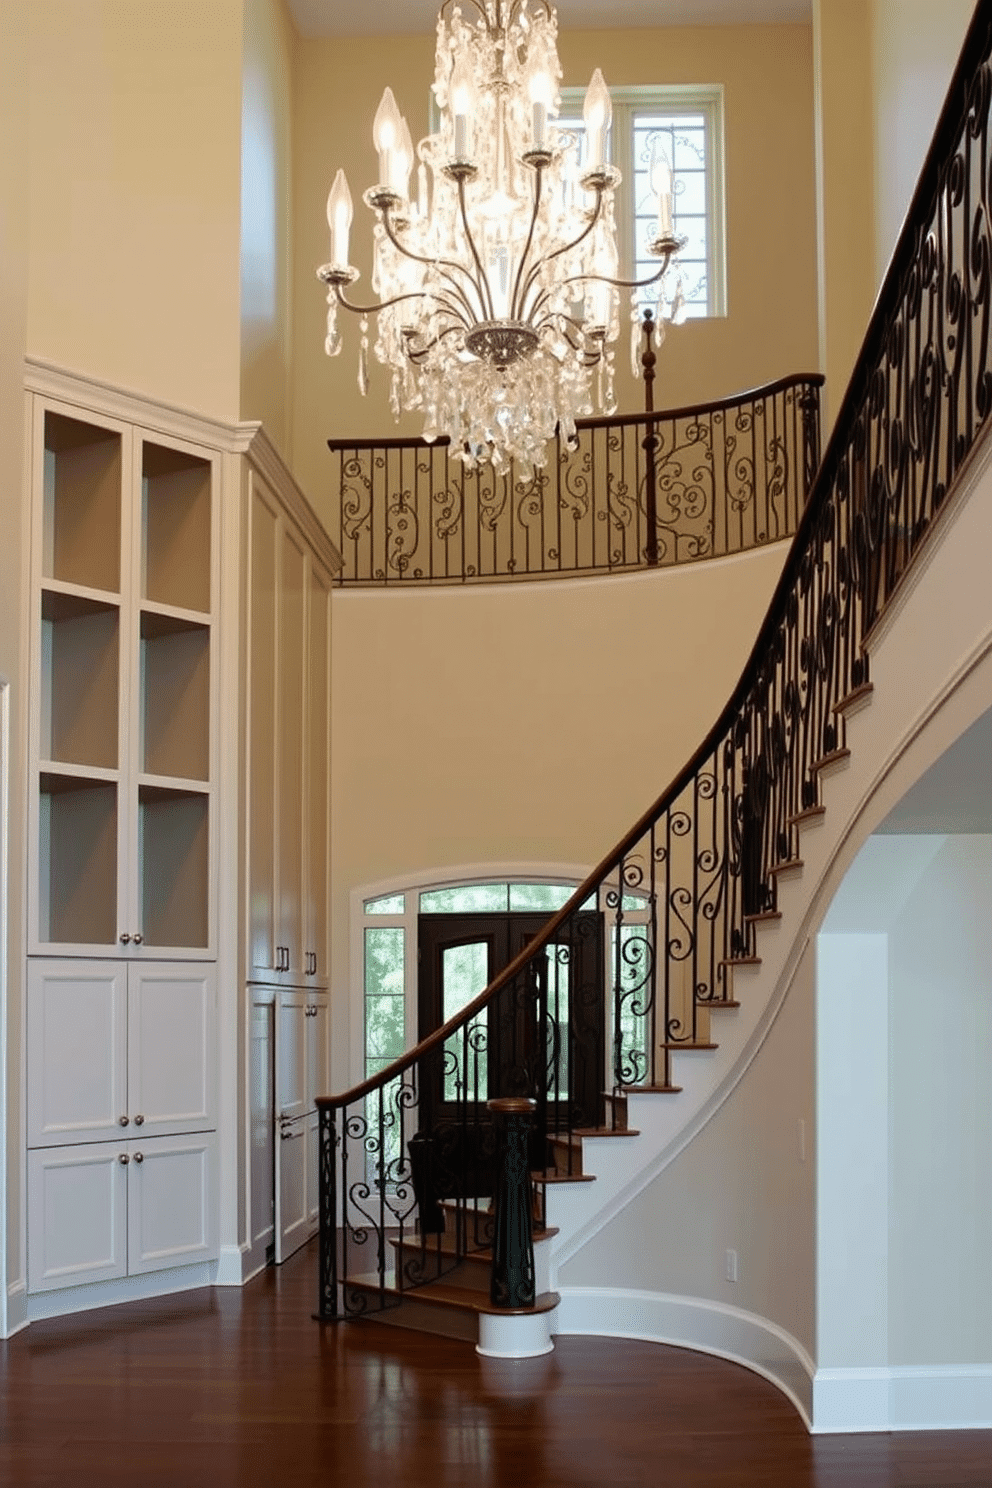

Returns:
325,330,342,358
358,316,370,397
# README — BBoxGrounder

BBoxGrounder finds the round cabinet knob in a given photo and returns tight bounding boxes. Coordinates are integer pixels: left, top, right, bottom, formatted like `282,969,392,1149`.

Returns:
134,1114,144,1127
119,1153,130,1165
133,1152,144,1164
118,1115,130,1127
119,933,131,945
132,933,144,946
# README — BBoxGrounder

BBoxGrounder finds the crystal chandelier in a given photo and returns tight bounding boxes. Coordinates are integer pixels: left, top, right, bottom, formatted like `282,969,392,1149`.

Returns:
318,0,685,474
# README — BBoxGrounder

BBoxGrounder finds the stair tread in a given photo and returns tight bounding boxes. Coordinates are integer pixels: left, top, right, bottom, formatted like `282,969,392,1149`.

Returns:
663,1041,718,1050
787,805,826,827
708,999,742,1009
618,1084,683,1094
813,747,851,771
719,955,761,967
834,681,874,715
769,858,803,876
745,909,782,924
570,1126,641,1138
391,1227,560,1263
348,1274,560,1317
532,1168,596,1184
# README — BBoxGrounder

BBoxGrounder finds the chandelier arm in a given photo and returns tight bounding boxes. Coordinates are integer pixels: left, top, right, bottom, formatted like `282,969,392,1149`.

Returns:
509,161,547,322
535,313,603,364
456,175,497,322
515,184,607,320
378,207,488,324
333,281,469,327
405,323,470,364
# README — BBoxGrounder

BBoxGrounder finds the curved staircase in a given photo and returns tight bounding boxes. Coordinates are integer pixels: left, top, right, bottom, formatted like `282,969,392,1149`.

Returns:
316,0,992,1416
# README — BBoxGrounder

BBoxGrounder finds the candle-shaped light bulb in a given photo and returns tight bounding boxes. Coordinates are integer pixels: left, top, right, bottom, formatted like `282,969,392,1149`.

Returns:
450,51,477,160
586,276,612,329
373,86,402,187
583,68,612,172
651,140,674,237
326,168,353,266
529,65,554,150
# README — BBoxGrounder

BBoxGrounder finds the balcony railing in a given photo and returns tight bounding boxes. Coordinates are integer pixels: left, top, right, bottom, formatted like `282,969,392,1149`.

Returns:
317,1,992,1325
327,358,824,585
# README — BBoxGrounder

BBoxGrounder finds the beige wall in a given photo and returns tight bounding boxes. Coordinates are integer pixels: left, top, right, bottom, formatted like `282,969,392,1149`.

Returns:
330,542,789,1073
0,0,30,1330
560,934,817,1359
26,0,244,420
241,0,296,456
812,0,876,426
869,0,974,285
291,23,819,515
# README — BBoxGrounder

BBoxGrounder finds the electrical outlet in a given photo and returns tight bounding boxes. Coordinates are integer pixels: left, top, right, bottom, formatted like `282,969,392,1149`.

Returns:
725,1248,739,1283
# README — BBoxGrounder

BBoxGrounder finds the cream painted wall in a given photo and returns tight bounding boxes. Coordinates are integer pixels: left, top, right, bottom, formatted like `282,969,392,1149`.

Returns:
812,0,876,427
241,0,296,456
559,935,817,1359
0,0,30,1335
291,23,819,514
26,0,244,420
869,0,974,287
330,542,789,1079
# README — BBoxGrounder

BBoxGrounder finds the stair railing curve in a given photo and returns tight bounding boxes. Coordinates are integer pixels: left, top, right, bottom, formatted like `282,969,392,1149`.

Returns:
317,0,992,1325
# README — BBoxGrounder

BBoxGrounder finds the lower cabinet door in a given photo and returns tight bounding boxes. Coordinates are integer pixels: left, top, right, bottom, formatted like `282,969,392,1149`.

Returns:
127,1133,218,1275
28,1143,128,1293
276,1114,308,1263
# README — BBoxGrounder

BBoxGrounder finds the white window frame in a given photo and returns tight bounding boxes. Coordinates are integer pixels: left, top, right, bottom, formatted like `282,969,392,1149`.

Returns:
559,83,727,319
352,862,652,1094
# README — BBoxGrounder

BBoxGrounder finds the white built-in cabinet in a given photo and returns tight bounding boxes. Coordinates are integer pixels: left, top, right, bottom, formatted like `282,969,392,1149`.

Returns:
22,364,340,1311
248,476,332,988
274,989,327,1262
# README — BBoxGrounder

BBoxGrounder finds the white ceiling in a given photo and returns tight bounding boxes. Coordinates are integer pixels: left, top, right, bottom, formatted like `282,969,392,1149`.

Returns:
287,0,812,39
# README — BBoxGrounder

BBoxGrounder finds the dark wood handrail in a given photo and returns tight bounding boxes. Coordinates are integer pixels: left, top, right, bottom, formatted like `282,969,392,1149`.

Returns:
320,0,992,1115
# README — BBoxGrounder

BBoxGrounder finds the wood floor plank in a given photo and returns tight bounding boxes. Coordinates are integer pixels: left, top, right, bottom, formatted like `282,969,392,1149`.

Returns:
0,1241,990,1485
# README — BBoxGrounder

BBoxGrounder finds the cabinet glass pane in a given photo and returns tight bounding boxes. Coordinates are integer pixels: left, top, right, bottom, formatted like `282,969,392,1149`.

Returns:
43,414,122,593
41,591,119,769
39,775,118,945
140,614,210,780
142,443,212,614
139,788,209,948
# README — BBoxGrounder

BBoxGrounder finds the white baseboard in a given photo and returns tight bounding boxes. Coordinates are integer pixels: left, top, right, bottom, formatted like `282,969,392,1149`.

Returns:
213,1243,252,1287
555,1286,814,1428
3,1280,29,1339
26,1263,215,1323
813,1365,992,1432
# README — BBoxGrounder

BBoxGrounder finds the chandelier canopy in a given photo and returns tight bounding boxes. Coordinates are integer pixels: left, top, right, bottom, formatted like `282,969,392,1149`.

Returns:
318,0,685,473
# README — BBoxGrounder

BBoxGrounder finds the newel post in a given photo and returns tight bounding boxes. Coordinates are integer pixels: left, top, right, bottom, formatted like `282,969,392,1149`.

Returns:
487,1096,537,1309
641,309,660,567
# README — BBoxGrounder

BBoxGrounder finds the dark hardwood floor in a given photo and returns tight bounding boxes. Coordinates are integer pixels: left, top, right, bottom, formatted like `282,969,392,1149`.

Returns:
1,1240,991,1486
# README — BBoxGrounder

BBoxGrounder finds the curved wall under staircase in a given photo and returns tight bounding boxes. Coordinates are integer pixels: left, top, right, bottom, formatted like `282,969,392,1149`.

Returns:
551,420,992,1432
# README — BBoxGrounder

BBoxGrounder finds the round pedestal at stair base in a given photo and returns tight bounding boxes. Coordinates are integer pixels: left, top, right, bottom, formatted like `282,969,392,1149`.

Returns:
476,1302,558,1359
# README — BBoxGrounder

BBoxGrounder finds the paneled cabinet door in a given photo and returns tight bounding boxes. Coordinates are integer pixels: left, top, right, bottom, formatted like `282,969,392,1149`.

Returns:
276,521,307,979
303,558,332,987
28,1143,128,1292
247,476,279,982
127,965,216,1137
28,960,216,1146
27,960,127,1147
276,991,307,1122
306,996,328,1110
276,1116,308,1263
126,1133,217,1275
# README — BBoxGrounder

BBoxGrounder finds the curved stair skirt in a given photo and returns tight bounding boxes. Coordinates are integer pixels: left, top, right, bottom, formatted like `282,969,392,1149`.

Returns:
536,431,992,1429
476,1298,559,1359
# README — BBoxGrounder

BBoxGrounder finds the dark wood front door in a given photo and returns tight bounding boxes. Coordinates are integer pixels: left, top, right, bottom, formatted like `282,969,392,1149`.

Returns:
414,911,604,1204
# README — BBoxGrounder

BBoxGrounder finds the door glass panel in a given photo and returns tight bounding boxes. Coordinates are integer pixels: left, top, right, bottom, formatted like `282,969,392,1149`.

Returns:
442,941,489,1102
365,893,405,915
545,945,570,1099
